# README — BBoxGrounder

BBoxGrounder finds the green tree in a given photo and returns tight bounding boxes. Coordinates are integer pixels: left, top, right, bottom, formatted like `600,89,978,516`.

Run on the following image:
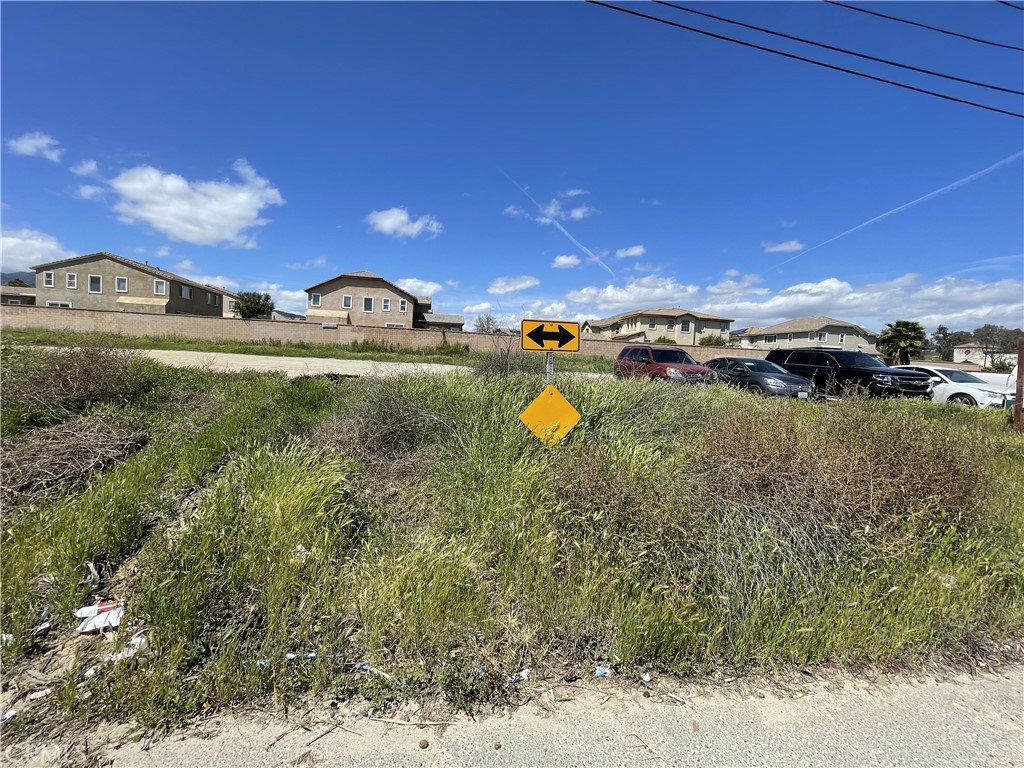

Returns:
4,278,29,288
234,291,274,319
698,334,728,347
878,320,926,365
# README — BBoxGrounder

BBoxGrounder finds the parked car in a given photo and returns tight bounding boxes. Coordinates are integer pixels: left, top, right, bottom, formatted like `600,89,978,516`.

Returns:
765,348,932,398
705,356,816,398
614,344,716,384
969,365,1018,389
893,364,1015,408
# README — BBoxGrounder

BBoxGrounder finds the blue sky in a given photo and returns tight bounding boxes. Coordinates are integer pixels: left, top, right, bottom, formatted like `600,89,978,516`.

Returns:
3,1,1022,332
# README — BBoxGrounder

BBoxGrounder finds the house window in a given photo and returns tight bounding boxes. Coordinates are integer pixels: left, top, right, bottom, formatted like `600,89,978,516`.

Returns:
311,293,322,307
342,295,353,309
648,318,657,330
8,299,21,305
763,335,778,344
399,299,408,312
666,320,675,331
228,300,237,312
817,332,827,342
383,298,391,311
180,285,193,300
681,320,690,332
698,322,705,333
43,271,54,288
88,275,102,293
363,297,373,312
385,322,405,328
67,273,78,289
839,333,846,344
47,301,72,308
787,333,793,342
808,332,816,341
154,279,166,296
206,292,213,304
116,276,129,293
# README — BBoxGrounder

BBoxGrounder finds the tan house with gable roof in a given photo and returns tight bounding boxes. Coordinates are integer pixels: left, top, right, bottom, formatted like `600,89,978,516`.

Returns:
31,252,228,315
304,270,463,330
734,315,878,351
582,307,733,345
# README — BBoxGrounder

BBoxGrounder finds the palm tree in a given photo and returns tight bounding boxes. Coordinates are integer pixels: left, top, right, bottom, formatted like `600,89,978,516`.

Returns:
878,320,927,365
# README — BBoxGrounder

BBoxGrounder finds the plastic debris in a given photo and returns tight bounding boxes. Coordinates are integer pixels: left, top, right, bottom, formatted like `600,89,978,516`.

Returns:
357,661,405,688
291,544,311,563
245,651,344,667
79,561,100,588
0,634,13,647
28,688,53,701
641,672,652,683
594,666,613,678
506,667,531,684
2,709,16,723
84,631,152,678
75,601,123,634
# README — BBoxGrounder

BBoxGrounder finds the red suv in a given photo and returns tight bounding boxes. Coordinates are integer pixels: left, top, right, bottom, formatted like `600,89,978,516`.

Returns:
614,344,717,384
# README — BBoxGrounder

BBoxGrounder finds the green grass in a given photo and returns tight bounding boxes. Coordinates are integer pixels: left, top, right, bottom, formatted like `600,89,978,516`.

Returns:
2,352,1022,729
2,328,613,373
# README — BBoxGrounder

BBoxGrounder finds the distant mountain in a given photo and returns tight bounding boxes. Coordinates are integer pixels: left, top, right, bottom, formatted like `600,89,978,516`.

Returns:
1,271,35,287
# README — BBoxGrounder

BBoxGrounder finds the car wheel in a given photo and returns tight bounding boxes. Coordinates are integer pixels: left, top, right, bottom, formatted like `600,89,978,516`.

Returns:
748,382,765,395
948,393,977,407
614,370,624,380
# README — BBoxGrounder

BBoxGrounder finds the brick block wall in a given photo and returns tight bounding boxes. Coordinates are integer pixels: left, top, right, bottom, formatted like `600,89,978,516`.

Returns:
0,305,767,364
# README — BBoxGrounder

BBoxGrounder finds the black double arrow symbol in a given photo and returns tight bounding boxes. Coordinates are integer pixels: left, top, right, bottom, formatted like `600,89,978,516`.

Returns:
526,324,576,349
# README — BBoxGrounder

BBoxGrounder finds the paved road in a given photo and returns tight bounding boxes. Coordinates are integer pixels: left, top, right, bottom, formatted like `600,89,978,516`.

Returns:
138,349,472,378
100,669,1022,767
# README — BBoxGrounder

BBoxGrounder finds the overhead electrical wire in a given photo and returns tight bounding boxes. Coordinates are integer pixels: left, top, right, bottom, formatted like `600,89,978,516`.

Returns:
995,1,1024,10
585,1,1024,119
825,1,1024,52
653,1,1023,96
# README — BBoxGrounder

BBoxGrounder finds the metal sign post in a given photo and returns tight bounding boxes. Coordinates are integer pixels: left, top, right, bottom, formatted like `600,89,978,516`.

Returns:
519,319,582,447
546,351,554,385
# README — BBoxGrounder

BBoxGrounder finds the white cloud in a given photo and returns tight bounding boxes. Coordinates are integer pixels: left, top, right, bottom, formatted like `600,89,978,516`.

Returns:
365,207,443,239
108,159,284,248
699,273,1024,332
0,228,75,271
705,273,769,299
724,268,740,278
463,301,492,313
761,240,805,253
503,204,528,218
70,159,99,177
552,254,581,268
285,257,327,270
569,205,596,221
560,188,588,198
6,132,64,163
778,219,798,229
541,300,567,315
631,262,661,273
566,275,700,312
156,246,171,257
445,279,459,287
76,185,104,200
488,275,540,295
249,280,307,314
173,259,240,291
615,245,646,259
396,278,443,296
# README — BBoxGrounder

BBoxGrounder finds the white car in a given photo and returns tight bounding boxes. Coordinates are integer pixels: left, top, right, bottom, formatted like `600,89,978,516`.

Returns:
894,364,1014,408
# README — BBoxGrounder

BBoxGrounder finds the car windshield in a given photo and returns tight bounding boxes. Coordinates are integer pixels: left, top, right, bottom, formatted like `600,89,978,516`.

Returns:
936,369,985,384
740,359,790,374
652,349,697,364
832,351,888,369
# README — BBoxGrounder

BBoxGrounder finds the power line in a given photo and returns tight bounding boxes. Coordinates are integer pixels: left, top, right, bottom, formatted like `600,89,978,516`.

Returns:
586,1,1024,119
996,1,1024,11
654,1,1023,96
825,1,1024,52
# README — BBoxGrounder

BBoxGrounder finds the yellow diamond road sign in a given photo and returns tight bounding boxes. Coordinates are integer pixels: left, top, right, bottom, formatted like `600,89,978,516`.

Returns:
521,319,580,353
519,384,581,447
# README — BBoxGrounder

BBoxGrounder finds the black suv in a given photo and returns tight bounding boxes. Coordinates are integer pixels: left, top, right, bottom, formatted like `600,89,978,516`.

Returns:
765,348,932,398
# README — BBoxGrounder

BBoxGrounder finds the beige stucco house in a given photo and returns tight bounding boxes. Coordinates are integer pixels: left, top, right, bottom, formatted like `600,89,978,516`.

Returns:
31,252,227,316
2,288,36,306
582,308,733,345
734,316,878,351
304,270,463,330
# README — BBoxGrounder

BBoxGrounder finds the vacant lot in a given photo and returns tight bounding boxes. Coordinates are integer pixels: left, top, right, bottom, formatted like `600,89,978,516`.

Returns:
1,342,1021,738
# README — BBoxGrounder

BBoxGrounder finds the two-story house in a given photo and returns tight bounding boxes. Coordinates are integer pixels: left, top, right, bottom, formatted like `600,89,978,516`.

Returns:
31,252,227,316
734,316,878,351
304,270,463,330
582,307,733,345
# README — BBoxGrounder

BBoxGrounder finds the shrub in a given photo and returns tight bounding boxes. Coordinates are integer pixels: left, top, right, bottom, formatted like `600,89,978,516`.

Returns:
698,334,729,346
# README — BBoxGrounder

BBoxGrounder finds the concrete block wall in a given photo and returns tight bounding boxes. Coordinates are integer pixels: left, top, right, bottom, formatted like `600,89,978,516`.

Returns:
0,305,767,364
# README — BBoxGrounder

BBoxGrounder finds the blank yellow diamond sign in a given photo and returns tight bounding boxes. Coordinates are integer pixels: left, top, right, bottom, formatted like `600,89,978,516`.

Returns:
519,384,581,447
